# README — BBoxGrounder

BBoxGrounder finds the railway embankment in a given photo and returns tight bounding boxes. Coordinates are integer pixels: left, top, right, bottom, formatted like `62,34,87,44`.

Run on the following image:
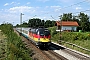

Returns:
0,30,7,60
0,24,32,60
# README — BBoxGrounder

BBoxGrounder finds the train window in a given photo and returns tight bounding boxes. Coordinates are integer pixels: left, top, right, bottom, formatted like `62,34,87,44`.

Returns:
44,30,50,36
39,29,50,36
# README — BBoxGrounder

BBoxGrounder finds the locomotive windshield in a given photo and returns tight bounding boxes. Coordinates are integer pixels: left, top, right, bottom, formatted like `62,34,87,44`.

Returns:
37,29,50,36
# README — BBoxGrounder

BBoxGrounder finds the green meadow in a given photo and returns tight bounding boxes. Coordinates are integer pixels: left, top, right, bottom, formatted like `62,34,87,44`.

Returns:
49,26,90,55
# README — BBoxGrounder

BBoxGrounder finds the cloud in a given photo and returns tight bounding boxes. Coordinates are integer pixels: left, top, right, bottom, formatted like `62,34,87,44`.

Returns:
36,0,49,2
75,7,82,10
4,2,20,6
4,6,37,14
51,6,61,8
11,2,20,5
11,2,15,4
0,13,18,25
4,3,9,6
51,6,61,12
1,9,4,11
27,2,30,4
57,0,74,3
85,0,90,3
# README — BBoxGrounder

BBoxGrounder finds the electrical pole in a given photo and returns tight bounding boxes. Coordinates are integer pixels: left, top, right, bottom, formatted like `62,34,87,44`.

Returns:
59,15,62,40
20,13,24,34
60,20,62,40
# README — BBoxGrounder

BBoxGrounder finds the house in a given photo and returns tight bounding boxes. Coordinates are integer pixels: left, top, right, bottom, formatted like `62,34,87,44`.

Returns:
55,21,79,32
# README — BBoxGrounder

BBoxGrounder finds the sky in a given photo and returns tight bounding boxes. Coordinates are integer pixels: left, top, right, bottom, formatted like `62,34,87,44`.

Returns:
0,0,90,26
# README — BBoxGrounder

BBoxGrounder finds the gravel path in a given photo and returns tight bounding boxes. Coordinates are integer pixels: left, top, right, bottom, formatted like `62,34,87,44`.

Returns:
52,42,90,60
0,30,7,60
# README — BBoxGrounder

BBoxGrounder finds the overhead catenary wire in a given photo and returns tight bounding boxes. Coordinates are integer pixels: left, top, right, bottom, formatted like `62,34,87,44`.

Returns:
51,15,57,20
26,0,90,20
73,9,90,14
56,0,90,21
36,0,88,18
53,0,90,18
46,0,87,14
61,0,87,10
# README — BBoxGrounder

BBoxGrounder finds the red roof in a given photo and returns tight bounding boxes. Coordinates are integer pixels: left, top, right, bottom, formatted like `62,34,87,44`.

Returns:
56,21,79,26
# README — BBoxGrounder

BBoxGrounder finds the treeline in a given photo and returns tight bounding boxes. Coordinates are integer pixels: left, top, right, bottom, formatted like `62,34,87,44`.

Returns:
16,18,55,28
15,12,90,32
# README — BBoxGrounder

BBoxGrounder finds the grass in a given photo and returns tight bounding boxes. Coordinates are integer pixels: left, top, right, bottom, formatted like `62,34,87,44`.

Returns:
0,24,32,60
48,26,90,55
0,31,7,60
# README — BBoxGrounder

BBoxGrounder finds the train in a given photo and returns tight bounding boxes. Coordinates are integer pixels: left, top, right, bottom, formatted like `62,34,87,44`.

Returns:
16,27,51,48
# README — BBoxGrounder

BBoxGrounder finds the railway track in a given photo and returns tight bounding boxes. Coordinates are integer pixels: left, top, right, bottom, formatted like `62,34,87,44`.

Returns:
42,50,67,60
21,36,50,60
21,34,67,60
50,42,90,60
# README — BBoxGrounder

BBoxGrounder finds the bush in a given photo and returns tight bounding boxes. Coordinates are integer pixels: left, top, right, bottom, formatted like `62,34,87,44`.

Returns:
48,26,57,36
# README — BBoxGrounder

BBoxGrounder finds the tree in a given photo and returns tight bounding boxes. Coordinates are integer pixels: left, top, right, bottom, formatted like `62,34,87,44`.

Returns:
51,20,55,27
41,20,45,26
78,12,89,31
22,22,28,27
28,18,42,28
61,13,73,21
16,24,20,27
45,20,52,27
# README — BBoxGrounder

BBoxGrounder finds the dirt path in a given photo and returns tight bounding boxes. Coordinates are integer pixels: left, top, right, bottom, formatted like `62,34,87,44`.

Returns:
0,30,7,60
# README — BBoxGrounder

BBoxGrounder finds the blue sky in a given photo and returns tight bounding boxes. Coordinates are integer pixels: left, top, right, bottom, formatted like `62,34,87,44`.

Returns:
0,0,90,25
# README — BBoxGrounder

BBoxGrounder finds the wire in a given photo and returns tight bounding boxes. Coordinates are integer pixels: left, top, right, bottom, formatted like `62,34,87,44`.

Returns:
27,0,89,20
37,0,87,17
51,15,57,20
51,0,90,18
62,0,86,9
46,0,87,14
73,9,90,14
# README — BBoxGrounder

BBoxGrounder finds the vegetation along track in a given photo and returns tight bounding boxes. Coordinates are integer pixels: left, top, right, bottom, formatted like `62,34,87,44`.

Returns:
0,30,7,60
16,30,68,60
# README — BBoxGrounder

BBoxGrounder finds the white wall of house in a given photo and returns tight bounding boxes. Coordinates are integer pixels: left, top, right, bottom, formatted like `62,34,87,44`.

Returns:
62,26,77,31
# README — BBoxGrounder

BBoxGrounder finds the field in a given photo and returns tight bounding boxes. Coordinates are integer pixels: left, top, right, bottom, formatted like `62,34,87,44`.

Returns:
48,26,90,55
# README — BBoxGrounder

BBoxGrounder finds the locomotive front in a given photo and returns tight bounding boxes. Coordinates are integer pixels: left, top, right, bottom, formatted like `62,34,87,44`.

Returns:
29,28,51,47
36,28,51,47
